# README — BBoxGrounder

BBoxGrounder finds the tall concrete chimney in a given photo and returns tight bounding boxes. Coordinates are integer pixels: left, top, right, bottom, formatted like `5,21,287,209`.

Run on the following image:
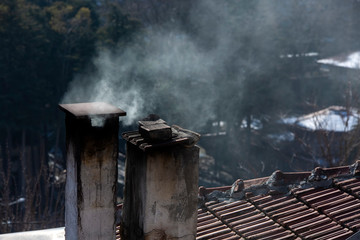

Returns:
121,119,200,240
59,102,126,240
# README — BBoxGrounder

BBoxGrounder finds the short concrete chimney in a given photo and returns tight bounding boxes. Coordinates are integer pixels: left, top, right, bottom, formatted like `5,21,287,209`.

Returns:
121,118,200,240
59,102,126,240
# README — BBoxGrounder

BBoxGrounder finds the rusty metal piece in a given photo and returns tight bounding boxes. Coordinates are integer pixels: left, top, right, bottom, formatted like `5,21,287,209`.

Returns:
59,102,126,118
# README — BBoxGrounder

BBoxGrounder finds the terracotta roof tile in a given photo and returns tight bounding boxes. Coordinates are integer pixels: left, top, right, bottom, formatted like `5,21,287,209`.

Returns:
337,178,360,197
197,208,241,240
197,200,296,239
193,162,360,239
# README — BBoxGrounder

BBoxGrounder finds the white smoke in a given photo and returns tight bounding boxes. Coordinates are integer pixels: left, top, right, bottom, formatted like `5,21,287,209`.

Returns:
61,0,347,129
61,26,218,128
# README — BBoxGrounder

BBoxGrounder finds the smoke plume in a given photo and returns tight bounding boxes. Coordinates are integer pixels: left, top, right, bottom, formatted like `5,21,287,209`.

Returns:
61,0,352,129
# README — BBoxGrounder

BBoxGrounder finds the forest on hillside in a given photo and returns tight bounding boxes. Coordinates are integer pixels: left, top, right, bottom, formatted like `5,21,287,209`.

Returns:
2,0,360,233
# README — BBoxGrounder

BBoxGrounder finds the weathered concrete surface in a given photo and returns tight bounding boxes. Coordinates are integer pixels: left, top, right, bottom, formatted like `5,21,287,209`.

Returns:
121,144,199,240
65,116,118,240
65,143,78,240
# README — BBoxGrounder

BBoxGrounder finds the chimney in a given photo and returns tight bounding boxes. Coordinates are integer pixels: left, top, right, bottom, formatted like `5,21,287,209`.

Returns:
121,118,200,240
59,102,126,240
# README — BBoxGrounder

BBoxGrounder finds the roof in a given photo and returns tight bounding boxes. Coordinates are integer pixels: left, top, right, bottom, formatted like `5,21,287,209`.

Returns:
318,51,360,69
3,162,360,240
283,106,359,132
196,161,360,240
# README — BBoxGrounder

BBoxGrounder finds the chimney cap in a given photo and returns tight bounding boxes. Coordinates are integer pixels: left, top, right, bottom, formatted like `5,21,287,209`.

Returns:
139,118,172,142
59,102,126,119
123,124,200,151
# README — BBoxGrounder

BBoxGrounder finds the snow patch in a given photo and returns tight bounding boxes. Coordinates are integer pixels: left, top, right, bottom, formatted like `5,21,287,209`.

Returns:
282,106,360,132
318,51,360,69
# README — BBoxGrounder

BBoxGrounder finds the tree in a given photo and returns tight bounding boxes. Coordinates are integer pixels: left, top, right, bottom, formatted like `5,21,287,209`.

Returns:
96,1,142,48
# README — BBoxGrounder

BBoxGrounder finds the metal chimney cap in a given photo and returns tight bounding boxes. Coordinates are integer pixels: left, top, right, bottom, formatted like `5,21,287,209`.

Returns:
58,102,126,118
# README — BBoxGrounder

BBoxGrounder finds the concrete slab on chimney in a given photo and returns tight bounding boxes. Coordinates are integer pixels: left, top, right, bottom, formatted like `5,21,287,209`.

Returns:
59,102,126,118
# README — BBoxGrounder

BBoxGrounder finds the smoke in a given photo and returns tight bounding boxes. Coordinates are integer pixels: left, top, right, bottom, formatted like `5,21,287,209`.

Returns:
62,25,218,128
61,0,352,129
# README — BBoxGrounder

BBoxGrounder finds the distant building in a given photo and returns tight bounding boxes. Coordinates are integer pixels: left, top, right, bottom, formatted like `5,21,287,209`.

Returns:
282,106,360,169
288,106,359,132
